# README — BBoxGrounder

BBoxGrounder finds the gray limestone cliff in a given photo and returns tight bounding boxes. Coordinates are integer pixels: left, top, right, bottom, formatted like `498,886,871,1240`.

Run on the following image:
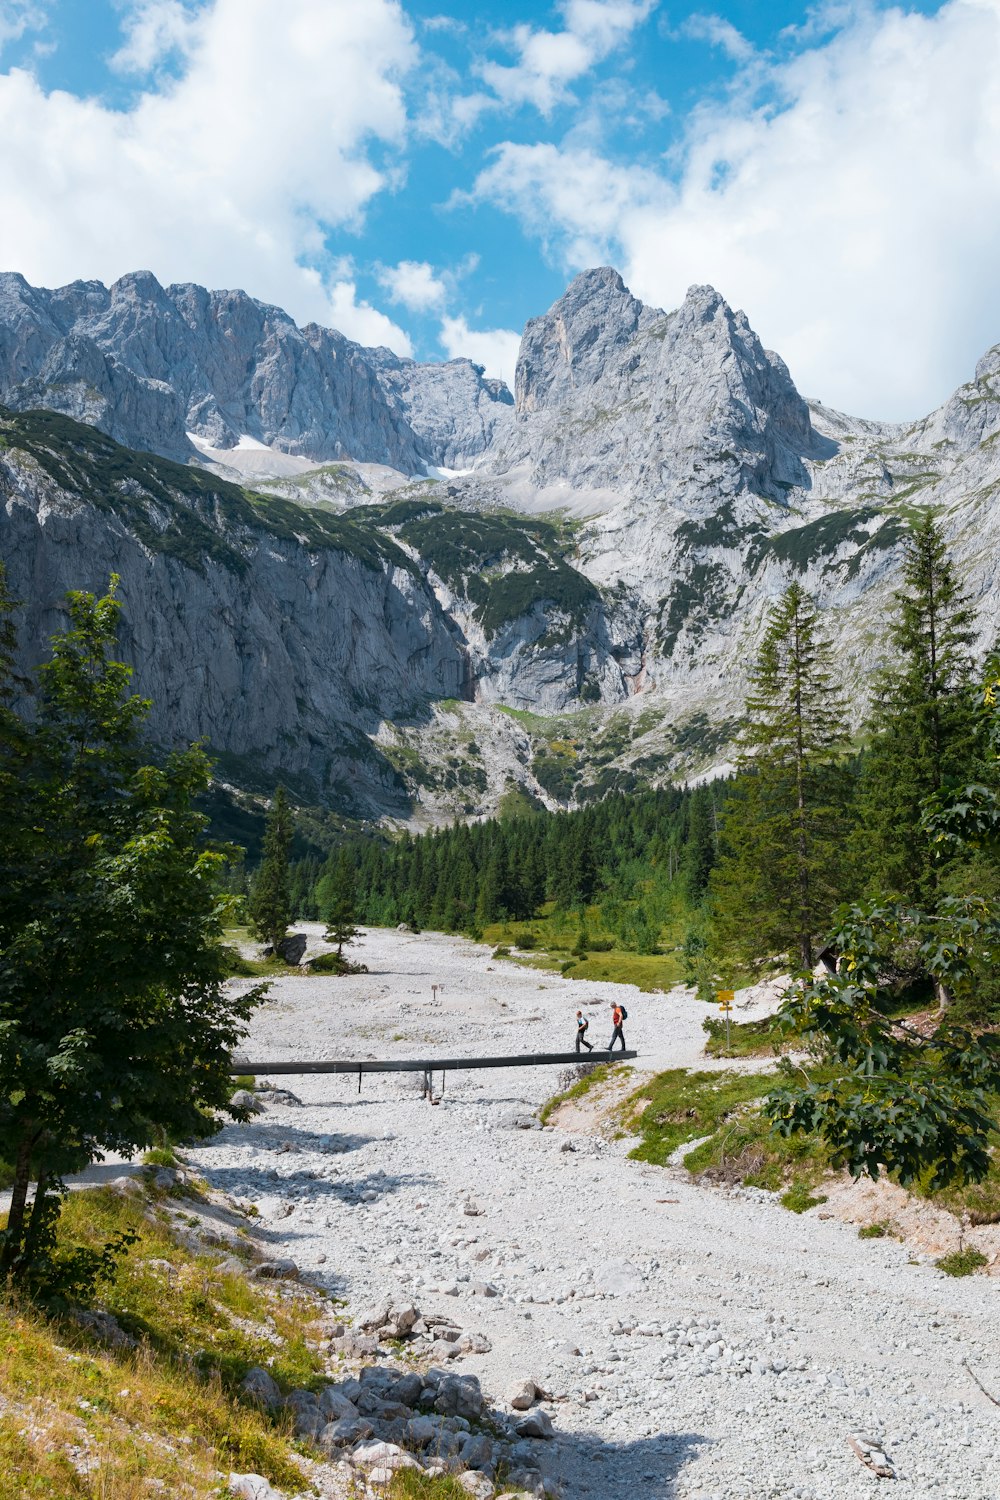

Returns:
0,271,512,473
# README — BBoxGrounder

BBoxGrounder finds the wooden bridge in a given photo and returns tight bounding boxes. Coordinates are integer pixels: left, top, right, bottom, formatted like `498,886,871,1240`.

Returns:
230,1050,637,1098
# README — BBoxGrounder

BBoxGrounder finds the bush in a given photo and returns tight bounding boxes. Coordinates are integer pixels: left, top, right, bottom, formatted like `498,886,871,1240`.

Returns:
780,1182,828,1214
936,1248,988,1277
309,952,368,976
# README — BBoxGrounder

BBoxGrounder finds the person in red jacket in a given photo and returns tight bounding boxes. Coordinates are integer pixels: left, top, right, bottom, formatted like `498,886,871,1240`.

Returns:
608,1002,626,1052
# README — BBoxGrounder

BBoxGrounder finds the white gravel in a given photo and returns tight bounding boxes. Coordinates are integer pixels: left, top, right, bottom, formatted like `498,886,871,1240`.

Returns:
189,926,1000,1500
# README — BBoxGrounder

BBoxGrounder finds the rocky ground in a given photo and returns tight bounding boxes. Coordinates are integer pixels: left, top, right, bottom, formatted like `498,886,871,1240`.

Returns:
188,926,1000,1500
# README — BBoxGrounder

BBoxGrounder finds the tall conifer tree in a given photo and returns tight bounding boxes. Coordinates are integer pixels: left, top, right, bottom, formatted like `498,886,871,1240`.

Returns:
859,511,980,901
711,583,852,970
248,785,294,955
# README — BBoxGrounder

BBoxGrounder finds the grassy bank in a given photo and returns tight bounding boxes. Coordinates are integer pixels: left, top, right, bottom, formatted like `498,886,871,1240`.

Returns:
483,904,686,992
618,1066,1000,1232
0,1175,469,1498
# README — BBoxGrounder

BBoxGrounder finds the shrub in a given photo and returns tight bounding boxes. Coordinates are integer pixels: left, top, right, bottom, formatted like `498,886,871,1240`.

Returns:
936,1248,988,1277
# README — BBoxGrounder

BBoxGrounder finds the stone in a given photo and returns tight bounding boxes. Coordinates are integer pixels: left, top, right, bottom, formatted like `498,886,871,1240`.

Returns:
458,1472,495,1498
278,932,307,965
350,1439,418,1474
459,1432,495,1472
435,1375,483,1419
507,1380,538,1412
515,1410,554,1440
387,1371,424,1407
406,1415,438,1448
318,1388,359,1423
317,1417,373,1451
70,1309,138,1352
227,1475,282,1500
228,1089,263,1115
252,1258,299,1280
239,1367,282,1410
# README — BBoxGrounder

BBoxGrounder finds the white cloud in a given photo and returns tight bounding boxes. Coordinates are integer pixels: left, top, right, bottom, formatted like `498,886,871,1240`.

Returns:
472,143,669,266
479,0,655,115
322,278,412,353
681,13,755,62
110,0,197,73
0,1,46,53
472,0,1000,420
378,259,447,312
0,0,415,341
439,314,521,384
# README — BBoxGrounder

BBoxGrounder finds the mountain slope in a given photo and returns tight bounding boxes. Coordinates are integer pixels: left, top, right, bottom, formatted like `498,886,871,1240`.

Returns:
2,266,1000,823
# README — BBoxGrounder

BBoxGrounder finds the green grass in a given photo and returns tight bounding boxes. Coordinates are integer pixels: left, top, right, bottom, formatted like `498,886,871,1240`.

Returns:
0,1182,332,1496
539,1062,629,1124
626,1067,833,1194
780,1182,828,1214
935,1248,989,1277
859,1221,891,1239
482,908,684,992
702,1015,787,1058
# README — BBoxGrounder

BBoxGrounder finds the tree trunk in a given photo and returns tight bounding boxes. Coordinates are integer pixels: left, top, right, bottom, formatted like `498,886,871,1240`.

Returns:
21,1163,54,1271
934,979,952,1017
0,1131,35,1275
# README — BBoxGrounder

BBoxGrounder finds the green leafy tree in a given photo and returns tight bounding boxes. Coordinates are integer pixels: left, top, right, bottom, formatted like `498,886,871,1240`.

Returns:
248,785,294,956
768,658,1000,1185
766,897,1000,1187
0,582,260,1282
859,510,981,901
317,852,360,956
711,583,853,970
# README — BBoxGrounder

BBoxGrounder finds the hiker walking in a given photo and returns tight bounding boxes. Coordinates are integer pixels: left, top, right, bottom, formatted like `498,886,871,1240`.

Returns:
608,1001,627,1052
575,1009,594,1053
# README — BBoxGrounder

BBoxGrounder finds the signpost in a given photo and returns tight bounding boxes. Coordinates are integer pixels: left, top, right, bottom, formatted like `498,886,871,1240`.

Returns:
717,989,734,1051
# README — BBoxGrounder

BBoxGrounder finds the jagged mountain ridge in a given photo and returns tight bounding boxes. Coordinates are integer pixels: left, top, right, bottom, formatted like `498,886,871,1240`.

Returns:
2,265,999,823
0,270,512,471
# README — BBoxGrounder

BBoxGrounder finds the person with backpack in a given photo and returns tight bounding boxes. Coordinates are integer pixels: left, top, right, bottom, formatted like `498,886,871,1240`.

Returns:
575,1009,594,1053
608,1001,627,1051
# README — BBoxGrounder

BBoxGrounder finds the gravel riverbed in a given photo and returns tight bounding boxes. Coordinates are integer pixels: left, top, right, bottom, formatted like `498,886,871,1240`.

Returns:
189,926,1000,1500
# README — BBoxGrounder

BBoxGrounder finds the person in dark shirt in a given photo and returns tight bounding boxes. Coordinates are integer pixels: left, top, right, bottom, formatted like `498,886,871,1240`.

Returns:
575,1009,594,1053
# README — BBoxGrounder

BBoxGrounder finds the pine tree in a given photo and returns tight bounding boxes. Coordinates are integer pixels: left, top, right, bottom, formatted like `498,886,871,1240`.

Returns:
248,785,294,956
317,851,360,956
711,583,852,970
859,511,981,901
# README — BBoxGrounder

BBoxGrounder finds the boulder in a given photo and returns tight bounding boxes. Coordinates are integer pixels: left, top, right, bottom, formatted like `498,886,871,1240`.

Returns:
435,1374,483,1420
229,1088,263,1115
515,1409,554,1440
239,1367,282,1410
350,1439,418,1474
227,1476,282,1500
317,1417,373,1451
507,1379,537,1411
278,932,307,965
387,1371,424,1407
317,1388,359,1423
458,1472,495,1498
252,1257,299,1280
459,1432,495,1472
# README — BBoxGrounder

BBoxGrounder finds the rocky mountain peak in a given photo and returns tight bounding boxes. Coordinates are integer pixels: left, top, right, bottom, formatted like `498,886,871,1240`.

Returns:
514,265,660,414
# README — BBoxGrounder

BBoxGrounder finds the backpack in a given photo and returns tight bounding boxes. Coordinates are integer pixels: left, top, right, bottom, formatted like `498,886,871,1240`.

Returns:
619,1006,628,1022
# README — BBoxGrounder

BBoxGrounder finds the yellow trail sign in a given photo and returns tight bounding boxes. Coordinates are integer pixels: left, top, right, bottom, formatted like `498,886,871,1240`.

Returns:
717,989,735,1010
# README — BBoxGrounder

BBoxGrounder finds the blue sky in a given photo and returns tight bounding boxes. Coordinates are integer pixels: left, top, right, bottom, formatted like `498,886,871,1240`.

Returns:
0,0,995,417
